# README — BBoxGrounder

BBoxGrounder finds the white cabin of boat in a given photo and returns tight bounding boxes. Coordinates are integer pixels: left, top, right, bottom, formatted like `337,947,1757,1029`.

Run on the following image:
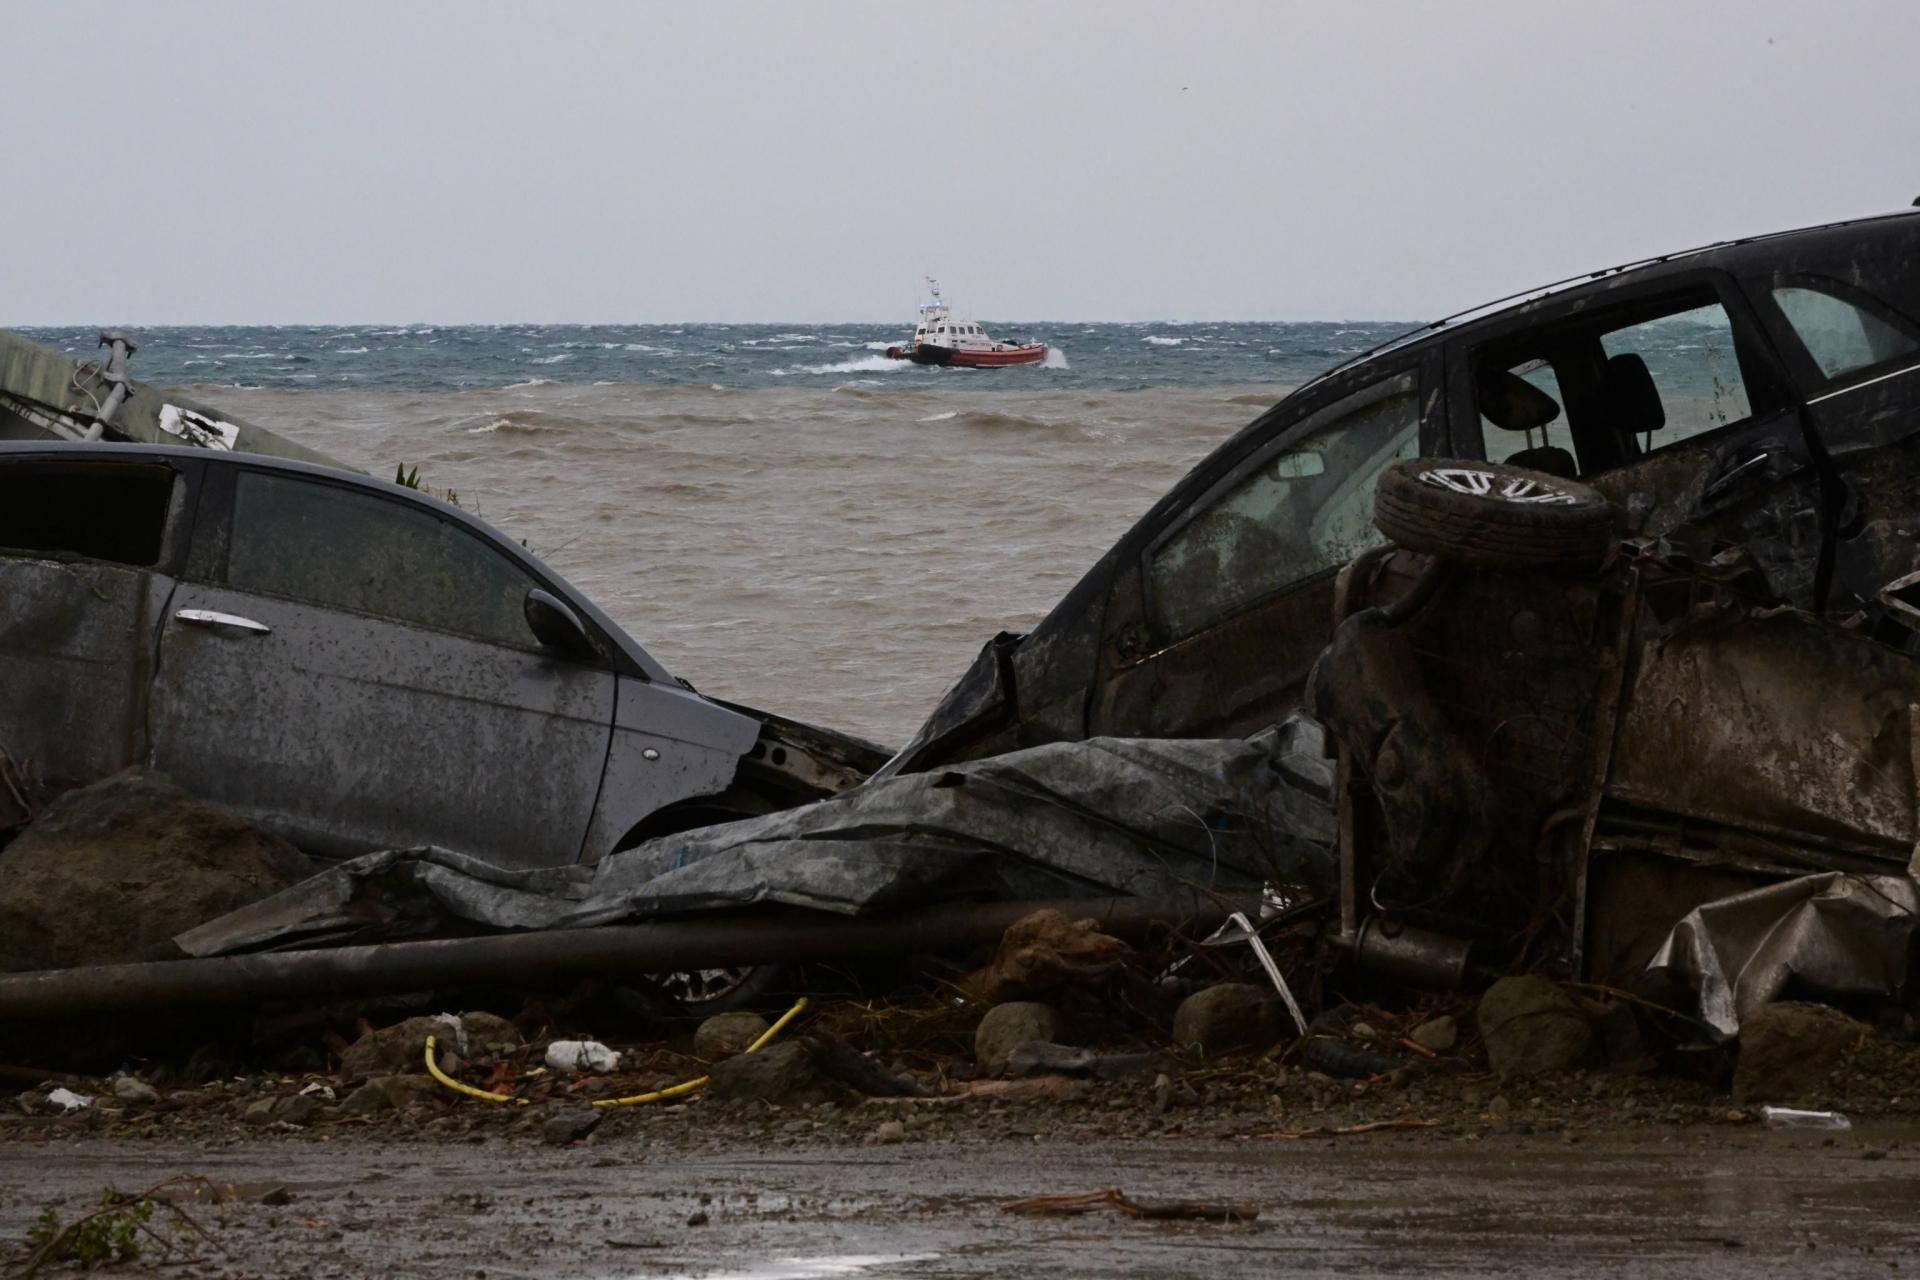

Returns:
911,279,1012,353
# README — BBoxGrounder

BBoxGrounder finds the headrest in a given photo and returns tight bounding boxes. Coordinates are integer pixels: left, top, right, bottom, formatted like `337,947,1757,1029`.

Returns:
1602,353,1665,436
1478,368,1561,432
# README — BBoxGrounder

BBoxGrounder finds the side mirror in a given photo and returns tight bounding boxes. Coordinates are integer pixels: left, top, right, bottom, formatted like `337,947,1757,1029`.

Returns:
524,588,597,660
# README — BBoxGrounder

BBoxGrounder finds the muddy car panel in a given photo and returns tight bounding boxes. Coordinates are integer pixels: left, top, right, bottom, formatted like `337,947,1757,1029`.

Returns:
890,210,1920,775
0,441,850,868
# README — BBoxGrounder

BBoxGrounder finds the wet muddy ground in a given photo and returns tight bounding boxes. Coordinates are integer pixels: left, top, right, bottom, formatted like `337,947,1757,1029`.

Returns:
4,1125,1918,1277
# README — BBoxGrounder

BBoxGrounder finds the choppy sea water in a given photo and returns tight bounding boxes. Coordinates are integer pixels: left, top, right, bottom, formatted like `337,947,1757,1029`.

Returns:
15,319,1722,745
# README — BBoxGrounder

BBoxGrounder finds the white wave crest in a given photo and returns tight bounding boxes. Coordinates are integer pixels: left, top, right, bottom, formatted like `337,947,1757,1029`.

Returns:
334,346,370,355
531,354,572,365
503,377,558,389
787,355,905,376
1042,347,1070,370
918,411,959,422
1144,335,1185,346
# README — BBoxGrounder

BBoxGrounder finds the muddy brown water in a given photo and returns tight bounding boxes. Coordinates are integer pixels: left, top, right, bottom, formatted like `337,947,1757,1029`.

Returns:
5,1131,1916,1277
206,382,1290,746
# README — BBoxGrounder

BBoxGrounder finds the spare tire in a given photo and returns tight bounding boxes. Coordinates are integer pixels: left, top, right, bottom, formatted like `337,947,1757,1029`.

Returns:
1372,459,1617,570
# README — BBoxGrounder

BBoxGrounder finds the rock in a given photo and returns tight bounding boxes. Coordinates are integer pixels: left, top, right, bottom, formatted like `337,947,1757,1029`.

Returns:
873,1120,906,1145
541,1109,602,1146
1476,976,1592,1078
0,769,311,973
374,1075,439,1109
973,1002,1061,1071
1172,984,1278,1057
695,1012,772,1060
339,1014,468,1075
243,1098,277,1126
339,1081,396,1115
706,1041,852,1106
274,1094,322,1126
964,909,1132,1003
1733,1002,1869,1104
1408,1016,1458,1053
112,1077,161,1106
457,1011,523,1056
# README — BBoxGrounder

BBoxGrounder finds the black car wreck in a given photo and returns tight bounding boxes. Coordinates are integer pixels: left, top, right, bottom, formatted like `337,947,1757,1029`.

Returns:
883,208,1920,776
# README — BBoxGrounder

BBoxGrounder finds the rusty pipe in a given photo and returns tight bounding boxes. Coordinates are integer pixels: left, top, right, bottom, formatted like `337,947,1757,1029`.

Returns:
0,894,1247,1021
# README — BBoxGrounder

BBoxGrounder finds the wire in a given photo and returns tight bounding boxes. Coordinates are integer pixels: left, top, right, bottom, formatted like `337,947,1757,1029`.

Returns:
424,996,809,1108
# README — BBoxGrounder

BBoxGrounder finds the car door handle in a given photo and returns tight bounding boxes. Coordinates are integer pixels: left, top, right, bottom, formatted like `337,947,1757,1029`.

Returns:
175,608,272,635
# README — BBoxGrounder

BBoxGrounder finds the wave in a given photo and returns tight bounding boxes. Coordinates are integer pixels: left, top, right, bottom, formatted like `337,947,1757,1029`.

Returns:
334,346,371,355
531,354,572,365
1144,336,1185,346
1042,348,1070,370
502,377,558,389
785,355,906,376
918,410,958,422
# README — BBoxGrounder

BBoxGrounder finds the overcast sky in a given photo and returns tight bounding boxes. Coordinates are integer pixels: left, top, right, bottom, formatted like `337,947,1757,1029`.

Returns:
7,1,1915,324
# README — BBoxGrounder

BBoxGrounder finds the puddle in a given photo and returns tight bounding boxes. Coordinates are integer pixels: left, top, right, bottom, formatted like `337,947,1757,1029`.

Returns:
652,1254,939,1280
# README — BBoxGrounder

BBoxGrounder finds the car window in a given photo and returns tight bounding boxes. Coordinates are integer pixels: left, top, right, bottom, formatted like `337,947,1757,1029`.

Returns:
226,472,540,649
1146,372,1422,642
1773,283,1920,382
1598,302,1752,452
0,463,175,567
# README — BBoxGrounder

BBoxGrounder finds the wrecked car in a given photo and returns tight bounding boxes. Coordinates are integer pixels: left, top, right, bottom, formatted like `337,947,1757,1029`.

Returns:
0,442,886,872
886,209,1920,775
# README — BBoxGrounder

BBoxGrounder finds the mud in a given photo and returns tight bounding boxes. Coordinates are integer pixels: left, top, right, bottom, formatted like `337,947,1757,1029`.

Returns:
4,1126,1917,1277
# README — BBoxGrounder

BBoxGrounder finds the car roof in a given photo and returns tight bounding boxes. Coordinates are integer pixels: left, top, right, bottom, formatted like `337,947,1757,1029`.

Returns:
1294,206,1920,397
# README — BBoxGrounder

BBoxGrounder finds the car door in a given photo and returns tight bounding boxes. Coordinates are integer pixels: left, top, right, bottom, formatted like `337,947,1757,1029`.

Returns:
147,465,617,866
1745,269,1920,615
1456,274,1821,605
0,454,195,796
1090,354,1443,738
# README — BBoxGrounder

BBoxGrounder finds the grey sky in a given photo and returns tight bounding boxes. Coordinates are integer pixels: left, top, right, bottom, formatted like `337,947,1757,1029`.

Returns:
8,1,1915,324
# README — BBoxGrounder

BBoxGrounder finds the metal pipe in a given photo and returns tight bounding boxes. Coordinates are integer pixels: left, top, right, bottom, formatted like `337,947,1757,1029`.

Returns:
0,894,1246,1021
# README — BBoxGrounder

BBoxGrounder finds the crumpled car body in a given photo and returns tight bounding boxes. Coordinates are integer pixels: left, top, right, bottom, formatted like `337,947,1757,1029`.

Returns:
0,442,886,868
884,209,1920,777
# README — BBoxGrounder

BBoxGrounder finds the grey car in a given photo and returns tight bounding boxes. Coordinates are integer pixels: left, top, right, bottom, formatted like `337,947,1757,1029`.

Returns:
0,442,883,869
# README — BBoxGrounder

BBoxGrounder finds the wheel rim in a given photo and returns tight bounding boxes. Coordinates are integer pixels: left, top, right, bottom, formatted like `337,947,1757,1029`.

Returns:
648,966,755,1006
1417,466,1580,506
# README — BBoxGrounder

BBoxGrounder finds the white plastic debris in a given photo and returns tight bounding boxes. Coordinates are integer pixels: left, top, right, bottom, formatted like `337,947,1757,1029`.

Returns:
1760,1105,1851,1130
46,1088,93,1112
545,1039,621,1074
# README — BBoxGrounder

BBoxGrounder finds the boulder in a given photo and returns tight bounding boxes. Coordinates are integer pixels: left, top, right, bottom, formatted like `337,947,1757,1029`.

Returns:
695,1011,772,1061
974,1002,1061,1071
1476,976,1592,1078
339,1011,520,1076
0,769,312,972
964,909,1132,1003
706,1041,852,1106
1172,983,1278,1057
1732,1002,1869,1104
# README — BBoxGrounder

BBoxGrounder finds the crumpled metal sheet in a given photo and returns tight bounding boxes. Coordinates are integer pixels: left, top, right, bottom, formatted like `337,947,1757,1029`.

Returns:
178,720,1335,958
1639,872,1920,1040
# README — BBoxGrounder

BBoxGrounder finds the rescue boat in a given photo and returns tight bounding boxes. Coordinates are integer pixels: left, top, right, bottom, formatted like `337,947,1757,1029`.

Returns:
883,280,1047,368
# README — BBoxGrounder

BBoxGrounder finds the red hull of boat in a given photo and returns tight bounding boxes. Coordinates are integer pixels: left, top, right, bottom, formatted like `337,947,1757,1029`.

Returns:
888,343,1048,368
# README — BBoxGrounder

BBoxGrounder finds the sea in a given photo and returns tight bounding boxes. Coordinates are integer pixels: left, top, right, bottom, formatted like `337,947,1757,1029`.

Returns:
20,321,1410,744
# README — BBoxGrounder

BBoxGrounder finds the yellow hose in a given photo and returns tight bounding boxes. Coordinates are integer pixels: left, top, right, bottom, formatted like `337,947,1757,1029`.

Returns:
424,996,809,1108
